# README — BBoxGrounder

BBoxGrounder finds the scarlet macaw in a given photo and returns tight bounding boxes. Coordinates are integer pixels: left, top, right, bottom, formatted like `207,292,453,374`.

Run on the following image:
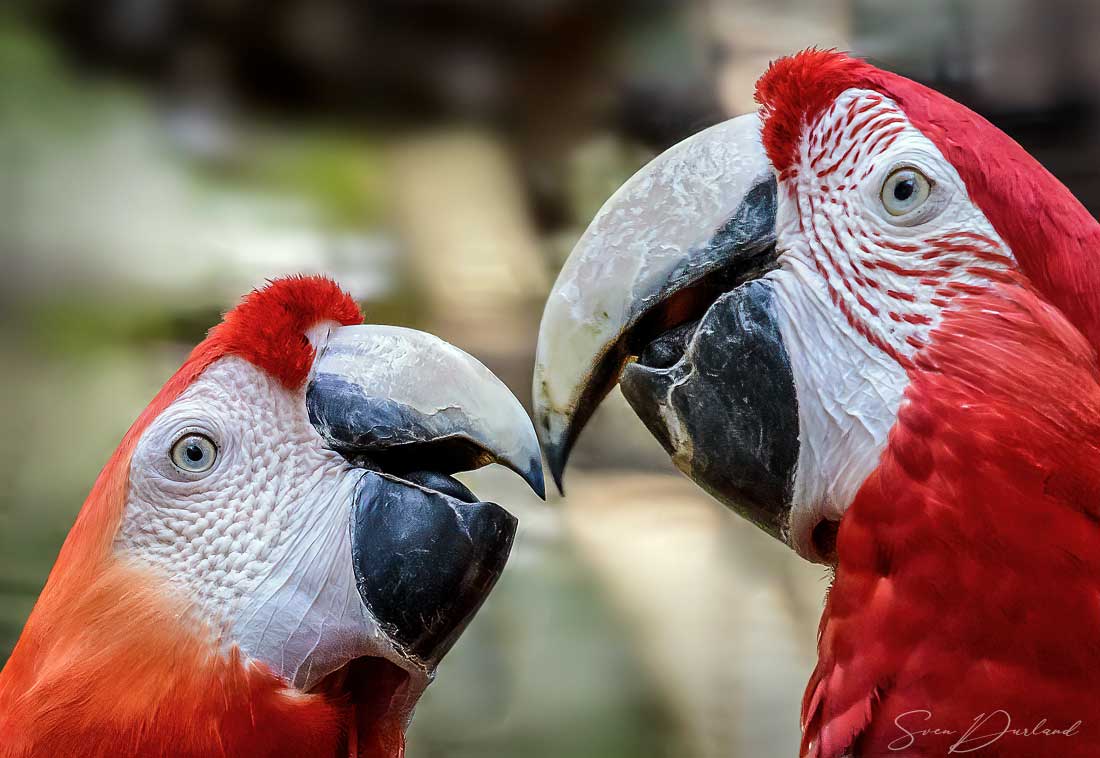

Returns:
0,276,543,758
534,50,1100,757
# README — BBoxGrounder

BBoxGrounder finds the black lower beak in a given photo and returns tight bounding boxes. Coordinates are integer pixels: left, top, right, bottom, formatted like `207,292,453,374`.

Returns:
619,279,798,540
351,471,516,664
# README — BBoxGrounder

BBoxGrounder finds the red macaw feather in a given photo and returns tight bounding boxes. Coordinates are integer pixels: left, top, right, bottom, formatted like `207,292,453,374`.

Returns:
803,284,1100,757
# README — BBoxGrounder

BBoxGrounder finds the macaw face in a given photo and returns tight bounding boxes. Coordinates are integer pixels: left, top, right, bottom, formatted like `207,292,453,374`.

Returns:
120,354,373,692
105,283,543,732
533,51,1051,563
764,85,1017,555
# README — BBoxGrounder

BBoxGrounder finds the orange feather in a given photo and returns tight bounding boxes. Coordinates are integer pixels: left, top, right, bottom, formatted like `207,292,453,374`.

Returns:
0,278,391,757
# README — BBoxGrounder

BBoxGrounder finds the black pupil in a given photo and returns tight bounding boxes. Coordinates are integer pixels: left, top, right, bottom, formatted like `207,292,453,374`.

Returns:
186,443,205,463
893,177,916,202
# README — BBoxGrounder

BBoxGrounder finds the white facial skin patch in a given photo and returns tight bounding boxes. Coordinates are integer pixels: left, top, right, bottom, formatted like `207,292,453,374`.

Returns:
117,356,390,691
767,88,1016,558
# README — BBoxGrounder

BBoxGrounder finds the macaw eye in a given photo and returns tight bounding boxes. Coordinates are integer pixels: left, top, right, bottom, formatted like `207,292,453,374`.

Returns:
170,433,218,474
880,167,932,216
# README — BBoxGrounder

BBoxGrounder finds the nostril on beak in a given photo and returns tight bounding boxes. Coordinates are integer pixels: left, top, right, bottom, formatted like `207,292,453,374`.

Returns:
812,519,840,564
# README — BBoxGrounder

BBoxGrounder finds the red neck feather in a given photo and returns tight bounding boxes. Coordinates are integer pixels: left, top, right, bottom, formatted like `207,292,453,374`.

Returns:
0,562,369,758
803,285,1100,757
0,277,370,757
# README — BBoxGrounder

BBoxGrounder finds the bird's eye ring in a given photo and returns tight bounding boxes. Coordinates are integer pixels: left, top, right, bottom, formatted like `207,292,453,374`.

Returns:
880,167,932,217
170,433,218,474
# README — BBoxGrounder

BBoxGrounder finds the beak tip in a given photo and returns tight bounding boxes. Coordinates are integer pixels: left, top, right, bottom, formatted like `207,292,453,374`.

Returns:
545,444,568,497
534,409,571,497
527,459,548,501
553,477,565,498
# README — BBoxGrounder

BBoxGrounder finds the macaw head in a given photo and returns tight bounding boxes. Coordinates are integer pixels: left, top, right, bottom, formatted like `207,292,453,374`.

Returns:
534,49,1100,562
1,276,543,757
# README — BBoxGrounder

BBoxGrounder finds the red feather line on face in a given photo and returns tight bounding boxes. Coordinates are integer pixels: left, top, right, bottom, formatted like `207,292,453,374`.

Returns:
756,49,1100,353
0,277,369,758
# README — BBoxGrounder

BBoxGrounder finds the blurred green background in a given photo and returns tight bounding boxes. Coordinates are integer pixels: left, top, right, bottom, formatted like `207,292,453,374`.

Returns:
2,2,1098,756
